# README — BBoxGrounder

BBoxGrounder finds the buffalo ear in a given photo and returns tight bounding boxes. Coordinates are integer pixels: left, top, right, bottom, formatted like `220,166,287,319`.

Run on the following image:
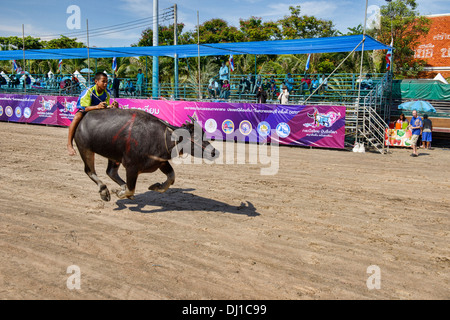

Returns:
187,115,195,123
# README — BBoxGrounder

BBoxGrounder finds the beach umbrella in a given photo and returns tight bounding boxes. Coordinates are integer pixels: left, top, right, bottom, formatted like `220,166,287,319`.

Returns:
398,100,436,113
80,68,94,73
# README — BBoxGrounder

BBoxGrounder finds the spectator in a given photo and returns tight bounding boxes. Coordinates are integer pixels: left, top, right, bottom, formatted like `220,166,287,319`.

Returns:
112,74,121,98
318,74,327,93
284,73,294,93
254,75,262,93
310,75,320,93
301,75,311,94
125,79,135,96
247,73,256,94
277,85,289,104
208,77,220,98
262,78,270,96
238,76,249,94
408,109,422,157
421,114,432,149
219,79,230,99
395,113,409,130
136,69,145,96
256,86,267,104
360,74,373,90
269,76,277,99
218,61,229,88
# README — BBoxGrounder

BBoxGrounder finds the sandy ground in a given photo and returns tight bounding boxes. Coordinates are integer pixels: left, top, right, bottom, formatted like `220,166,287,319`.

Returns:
0,121,449,300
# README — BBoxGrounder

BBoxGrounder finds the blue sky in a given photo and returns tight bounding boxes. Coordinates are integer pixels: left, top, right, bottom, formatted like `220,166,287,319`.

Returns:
1,0,449,47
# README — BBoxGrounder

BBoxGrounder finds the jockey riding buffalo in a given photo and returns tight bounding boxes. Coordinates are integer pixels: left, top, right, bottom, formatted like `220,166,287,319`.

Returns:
74,108,219,201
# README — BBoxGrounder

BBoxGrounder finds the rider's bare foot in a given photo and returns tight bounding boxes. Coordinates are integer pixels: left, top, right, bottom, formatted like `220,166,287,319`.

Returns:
67,145,76,156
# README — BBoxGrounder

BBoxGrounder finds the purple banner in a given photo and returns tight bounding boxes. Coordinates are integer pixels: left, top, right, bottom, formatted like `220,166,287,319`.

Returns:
0,94,346,149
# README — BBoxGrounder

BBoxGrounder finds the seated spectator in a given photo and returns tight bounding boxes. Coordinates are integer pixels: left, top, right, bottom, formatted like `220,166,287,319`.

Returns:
125,80,136,96
219,80,230,99
360,74,373,90
254,75,262,93
256,86,267,104
238,76,250,94
208,77,220,98
246,73,255,94
301,75,311,94
318,74,327,93
262,78,270,96
310,75,320,93
269,76,277,99
284,73,294,93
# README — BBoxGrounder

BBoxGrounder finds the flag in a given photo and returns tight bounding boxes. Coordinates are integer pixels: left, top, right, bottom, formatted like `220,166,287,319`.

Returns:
305,54,311,71
228,55,235,72
112,57,117,72
58,59,63,72
386,39,393,71
12,60,19,73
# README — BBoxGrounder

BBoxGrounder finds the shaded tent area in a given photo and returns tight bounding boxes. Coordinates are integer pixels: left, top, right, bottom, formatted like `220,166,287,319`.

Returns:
0,35,390,60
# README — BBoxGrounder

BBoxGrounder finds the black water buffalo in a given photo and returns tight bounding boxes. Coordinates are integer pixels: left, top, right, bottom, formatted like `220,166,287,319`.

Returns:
74,108,219,201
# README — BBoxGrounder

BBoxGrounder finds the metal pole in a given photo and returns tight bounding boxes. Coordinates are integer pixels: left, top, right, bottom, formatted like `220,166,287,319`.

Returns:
197,11,201,100
87,19,91,87
174,4,179,100
22,24,26,93
356,0,368,143
152,0,159,99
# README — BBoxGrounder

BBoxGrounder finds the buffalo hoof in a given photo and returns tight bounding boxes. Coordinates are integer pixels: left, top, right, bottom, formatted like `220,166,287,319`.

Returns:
99,186,111,202
113,186,135,200
149,183,167,193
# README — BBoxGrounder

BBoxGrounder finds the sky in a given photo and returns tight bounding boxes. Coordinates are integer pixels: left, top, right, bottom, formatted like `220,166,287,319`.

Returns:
0,0,449,48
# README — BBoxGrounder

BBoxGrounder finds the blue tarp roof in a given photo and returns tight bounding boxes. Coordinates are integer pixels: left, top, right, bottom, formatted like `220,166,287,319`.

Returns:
0,35,391,61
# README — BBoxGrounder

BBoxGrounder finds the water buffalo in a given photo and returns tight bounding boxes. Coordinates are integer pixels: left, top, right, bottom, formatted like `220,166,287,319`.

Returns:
74,108,218,201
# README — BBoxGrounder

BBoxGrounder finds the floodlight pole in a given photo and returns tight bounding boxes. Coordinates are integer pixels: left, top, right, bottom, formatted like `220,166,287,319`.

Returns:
22,24,26,93
152,0,159,99
197,11,201,100
87,19,91,86
356,0,369,143
174,4,179,100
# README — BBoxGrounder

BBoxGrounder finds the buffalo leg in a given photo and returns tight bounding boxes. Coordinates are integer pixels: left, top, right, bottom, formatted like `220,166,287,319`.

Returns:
114,166,138,200
149,162,175,193
80,149,111,201
106,160,126,187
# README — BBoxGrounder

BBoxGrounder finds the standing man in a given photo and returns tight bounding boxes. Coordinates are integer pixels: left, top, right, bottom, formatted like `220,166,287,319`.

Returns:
408,109,423,157
218,61,229,90
112,73,121,98
421,114,433,149
136,69,145,96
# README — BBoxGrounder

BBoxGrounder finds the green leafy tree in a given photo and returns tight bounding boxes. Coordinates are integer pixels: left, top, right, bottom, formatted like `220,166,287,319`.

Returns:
376,0,431,77
278,5,337,39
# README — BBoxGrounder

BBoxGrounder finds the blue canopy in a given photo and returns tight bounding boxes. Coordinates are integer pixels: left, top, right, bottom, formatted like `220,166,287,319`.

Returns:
0,34,391,61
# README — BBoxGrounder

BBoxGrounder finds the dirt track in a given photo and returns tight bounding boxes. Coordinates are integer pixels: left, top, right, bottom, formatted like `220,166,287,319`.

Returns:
0,121,449,300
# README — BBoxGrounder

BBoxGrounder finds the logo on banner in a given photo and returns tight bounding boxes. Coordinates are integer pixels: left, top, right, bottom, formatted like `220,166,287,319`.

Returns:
191,112,199,122
222,119,235,134
5,106,13,117
257,121,271,137
276,122,291,138
24,107,31,119
304,108,341,128
239,120,252,135
38,98,56,111
205,118,217,133
15,107,22,118
63,99,77,113
0,106,3,117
